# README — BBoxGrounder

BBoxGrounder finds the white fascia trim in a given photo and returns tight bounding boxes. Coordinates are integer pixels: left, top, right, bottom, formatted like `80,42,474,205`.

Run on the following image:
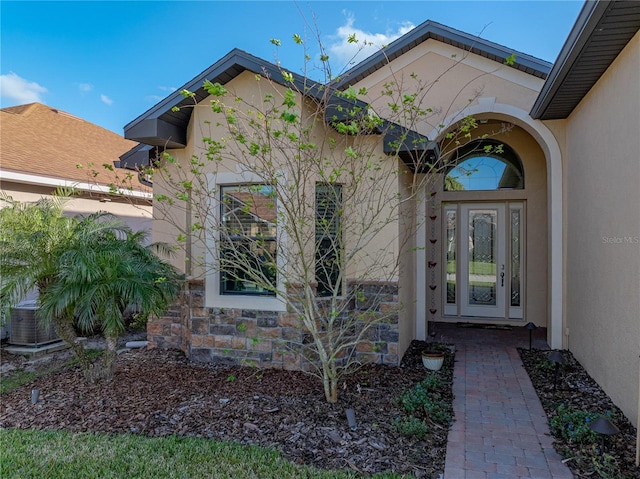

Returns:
356,40,545,93
205,170,288,312
0,170,152,200
431,100,564,349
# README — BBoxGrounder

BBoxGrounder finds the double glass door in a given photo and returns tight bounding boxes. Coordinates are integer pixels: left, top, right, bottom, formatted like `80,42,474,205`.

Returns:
444,202,523,319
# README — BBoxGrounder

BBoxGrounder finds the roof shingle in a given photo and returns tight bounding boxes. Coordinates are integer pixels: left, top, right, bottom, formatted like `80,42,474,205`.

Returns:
1,102,147,192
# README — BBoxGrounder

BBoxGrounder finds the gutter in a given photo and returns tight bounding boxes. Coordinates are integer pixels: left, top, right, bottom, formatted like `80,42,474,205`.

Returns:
530,0,610,119
0,170,153,200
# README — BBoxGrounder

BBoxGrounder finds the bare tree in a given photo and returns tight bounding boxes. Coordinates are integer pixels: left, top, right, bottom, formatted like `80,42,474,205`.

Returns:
111,31,514,403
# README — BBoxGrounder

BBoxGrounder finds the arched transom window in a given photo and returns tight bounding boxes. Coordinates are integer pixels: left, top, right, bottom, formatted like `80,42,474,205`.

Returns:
444,140,524,191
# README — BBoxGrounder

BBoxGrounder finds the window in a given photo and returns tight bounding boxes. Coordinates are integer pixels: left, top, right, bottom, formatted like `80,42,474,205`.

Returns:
220,184,277,296
315,183,342,296
445,140,524,191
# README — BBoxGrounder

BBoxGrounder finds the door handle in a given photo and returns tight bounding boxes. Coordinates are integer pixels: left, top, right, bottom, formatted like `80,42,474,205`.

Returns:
500,272,505,287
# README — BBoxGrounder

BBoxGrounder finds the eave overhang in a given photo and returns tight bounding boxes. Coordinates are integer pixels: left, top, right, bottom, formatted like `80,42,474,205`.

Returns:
531,0,640,120
323,94,440,172
114,144,161,187
383,126,440,173
333,19,552,90
123,49,319,148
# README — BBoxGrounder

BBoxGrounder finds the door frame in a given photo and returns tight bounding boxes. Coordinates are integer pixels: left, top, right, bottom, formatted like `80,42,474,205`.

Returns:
443,201,525,320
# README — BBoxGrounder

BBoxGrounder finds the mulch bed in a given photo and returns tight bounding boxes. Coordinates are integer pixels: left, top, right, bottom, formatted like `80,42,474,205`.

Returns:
1,340,454,478
519,348,639,479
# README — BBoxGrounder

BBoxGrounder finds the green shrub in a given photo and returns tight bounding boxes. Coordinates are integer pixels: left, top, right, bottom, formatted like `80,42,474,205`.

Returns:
398,375,450,425
393,417,429,438
549,404,599,445
590,449,622,479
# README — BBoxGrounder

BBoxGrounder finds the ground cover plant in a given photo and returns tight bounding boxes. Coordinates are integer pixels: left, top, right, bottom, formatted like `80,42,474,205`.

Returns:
0,340,454,478
519,348,639,479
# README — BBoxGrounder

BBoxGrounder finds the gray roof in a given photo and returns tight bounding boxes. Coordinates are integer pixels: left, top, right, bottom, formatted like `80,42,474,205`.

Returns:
123,20,553,150
531,0,640,120
123,1,639,159
333,19,552,90
123,49,317,148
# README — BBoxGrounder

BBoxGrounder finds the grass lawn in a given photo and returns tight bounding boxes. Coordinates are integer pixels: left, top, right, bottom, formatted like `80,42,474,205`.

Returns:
446,260,496,276
0,430,404,479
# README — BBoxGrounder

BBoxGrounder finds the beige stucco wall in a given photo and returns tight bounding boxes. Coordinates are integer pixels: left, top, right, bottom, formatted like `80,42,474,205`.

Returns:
352,40,545,140
152,150,190,273
151,42,562,359
348,42,551,332
152,70,404,288
562,31,640,426
1,181,152,235
397,163,418,356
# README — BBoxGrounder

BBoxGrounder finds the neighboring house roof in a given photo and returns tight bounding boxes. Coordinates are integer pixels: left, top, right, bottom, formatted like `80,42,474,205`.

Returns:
226,191,277,226
333,19,552,90
1,102,149,196
531,0,640,120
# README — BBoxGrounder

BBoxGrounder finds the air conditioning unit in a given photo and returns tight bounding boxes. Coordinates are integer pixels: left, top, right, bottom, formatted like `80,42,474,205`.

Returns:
9,301,60,346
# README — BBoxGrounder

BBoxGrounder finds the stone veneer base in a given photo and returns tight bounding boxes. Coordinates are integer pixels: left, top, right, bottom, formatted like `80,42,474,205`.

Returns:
147,280,400,370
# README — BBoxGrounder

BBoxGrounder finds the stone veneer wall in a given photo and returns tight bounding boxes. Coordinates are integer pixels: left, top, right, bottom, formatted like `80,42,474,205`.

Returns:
147,280,401,369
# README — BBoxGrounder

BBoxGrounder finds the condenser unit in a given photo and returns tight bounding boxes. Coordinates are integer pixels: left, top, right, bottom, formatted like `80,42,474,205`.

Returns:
9,301,59,346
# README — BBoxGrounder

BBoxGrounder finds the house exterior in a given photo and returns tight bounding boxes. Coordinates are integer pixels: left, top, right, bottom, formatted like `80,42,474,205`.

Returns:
0,102,152,233
121,0,639,428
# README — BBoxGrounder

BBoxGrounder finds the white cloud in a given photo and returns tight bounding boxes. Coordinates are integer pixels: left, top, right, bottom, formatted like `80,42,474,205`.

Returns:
0,72,47,104
327,14,415,70
78,82,93,93
146,86,177,103
100,94,113,105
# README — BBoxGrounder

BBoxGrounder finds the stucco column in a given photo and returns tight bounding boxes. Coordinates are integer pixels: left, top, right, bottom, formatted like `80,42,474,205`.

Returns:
415,182,427,340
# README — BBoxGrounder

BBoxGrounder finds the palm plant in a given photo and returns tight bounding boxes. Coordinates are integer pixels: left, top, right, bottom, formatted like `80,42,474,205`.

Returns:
0,193,97,369
1,193,181,381
39,225,181,380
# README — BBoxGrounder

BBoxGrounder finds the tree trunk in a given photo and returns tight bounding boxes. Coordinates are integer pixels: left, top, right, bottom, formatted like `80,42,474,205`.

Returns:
54,318,90,372
322,361,339,403
83,334,118,383
101,335,118,380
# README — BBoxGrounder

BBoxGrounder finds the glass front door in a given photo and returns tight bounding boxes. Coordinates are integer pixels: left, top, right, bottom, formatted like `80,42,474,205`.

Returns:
444,202,524,319
460,204,505,317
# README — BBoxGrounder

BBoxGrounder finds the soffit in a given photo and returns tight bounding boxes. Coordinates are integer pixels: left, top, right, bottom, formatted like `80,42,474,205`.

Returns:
531,0,640,120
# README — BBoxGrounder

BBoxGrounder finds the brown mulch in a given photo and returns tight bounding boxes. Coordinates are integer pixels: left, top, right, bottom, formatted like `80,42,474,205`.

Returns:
0,340,454,478
519,348,639,479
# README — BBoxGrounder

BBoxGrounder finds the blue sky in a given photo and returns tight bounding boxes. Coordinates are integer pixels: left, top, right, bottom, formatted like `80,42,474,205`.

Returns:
1,1,584,135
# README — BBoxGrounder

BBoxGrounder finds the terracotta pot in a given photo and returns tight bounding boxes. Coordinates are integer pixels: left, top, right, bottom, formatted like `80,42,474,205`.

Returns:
421,350,445,371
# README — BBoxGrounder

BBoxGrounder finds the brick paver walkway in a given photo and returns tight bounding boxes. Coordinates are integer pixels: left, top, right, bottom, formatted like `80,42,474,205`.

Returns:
438,324,574,479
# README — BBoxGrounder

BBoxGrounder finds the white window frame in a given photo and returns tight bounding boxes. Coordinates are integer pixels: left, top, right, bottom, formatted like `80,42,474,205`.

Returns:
206,171,287,311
